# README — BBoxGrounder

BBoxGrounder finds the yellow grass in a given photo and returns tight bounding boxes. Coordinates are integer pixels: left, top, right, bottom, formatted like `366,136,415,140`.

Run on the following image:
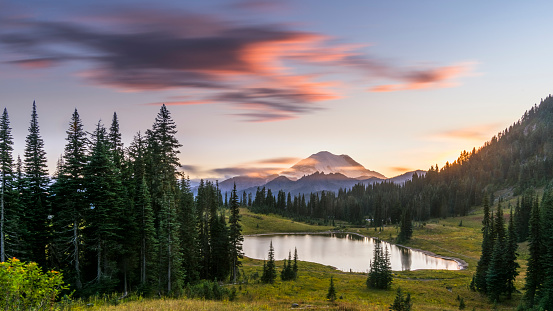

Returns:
76,205,526,310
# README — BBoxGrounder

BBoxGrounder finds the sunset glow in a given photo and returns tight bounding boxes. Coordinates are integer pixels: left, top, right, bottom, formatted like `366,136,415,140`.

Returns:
1,0,551,180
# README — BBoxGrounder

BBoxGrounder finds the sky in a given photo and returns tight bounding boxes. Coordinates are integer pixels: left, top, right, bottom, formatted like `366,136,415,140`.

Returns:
1,0,552,180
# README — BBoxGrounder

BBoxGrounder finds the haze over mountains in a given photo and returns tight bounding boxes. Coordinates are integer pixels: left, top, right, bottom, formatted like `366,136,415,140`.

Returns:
214,151,424,195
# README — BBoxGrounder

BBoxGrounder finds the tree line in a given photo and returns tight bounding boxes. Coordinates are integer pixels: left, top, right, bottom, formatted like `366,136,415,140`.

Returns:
0,102,243,297
239,96,553,236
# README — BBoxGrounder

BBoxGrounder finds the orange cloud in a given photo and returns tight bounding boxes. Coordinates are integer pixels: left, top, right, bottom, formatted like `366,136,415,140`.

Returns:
389,166,413,173
439,123,503,141
145,100,214,106
369,62,474,92
13,58,57,69
254,157,301,165
2,7,477,121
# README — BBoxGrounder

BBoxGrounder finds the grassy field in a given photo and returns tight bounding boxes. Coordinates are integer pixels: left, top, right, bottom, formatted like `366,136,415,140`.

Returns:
73,206,527,310
240,208,334,235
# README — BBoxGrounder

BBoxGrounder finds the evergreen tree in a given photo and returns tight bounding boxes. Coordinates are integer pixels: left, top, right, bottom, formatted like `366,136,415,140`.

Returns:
504,208,519,299
524,196,543,306
367,239,392,290
293,247,298,279
108,112,124,169
486,202,506,302
157,190,183,294
210,212,230,281
537,188,553,308
0,108,15,262
228,183,243,283
84,121,125,289
326,276,337,302
22,101,49,267
390,287,412,311
128,132,158,289
145,105,183,294
397,207,413,243
281,251,295,281
136,176,157,288
474,196,492,293
177,177,199,284
195,180,211,280
261,241,276,284
50,109,88,289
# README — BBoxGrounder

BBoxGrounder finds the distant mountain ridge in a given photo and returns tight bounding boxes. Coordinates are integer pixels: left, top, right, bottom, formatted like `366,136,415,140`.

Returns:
213,151,424,195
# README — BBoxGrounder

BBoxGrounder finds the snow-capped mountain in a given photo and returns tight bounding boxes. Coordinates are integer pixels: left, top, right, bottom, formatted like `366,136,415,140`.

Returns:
279,151,386,180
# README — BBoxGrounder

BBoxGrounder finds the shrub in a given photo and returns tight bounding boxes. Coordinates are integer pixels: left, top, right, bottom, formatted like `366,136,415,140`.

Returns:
0,257,67,310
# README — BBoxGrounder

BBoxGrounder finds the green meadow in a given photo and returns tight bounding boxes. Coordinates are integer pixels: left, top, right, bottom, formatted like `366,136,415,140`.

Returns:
70,206,525,310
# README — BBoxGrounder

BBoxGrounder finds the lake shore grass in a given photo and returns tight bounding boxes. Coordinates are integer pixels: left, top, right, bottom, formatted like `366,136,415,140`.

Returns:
74,206,526,310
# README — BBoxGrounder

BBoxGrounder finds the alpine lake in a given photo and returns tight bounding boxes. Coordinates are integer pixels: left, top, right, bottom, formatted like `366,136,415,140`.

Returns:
243,232,463,272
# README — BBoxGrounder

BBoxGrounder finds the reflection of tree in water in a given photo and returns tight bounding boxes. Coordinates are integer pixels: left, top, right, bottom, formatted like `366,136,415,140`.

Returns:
328,233,365,241
400,247,412,271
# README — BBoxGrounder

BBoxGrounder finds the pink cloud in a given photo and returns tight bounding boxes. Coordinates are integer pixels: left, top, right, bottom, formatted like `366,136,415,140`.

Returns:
145,100,214,106
0,7,476,121
370,63,474,92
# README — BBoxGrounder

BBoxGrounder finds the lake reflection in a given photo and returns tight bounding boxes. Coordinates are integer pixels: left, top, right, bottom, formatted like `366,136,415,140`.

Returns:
243,233,460,272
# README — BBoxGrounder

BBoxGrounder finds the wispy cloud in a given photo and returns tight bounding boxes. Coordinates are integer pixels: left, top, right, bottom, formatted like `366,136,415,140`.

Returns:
368,63,475,92
228,0,289,13
254,157,300,165
209,166,281,178
389,166,413,173
434,123,503,142
180,164,202,175
0,5,475,122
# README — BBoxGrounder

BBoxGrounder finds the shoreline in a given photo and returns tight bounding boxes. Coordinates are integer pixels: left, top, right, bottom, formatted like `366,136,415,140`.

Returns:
244,230,469,271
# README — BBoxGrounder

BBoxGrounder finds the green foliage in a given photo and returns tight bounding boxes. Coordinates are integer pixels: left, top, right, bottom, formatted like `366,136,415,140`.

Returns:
367,239,393,290
389,287,412,311
22,101,49,268
326,276,336,302
524,193,544,306
280,249,298,281
474,196,492,293
459,296,466,309
397,207,413,243
0,258,67,310
261,241,277,284
228,183,244,283
185,280,234,301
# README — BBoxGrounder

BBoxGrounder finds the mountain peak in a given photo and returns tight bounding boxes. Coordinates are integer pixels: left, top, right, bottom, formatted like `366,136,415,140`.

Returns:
279,151,386,180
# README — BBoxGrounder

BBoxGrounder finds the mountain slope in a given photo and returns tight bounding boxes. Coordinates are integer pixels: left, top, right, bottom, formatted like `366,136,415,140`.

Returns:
279,151,386,180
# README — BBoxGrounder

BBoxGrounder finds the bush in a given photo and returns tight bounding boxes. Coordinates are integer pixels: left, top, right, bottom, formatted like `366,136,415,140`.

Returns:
185,280,234,301
0,257,67,310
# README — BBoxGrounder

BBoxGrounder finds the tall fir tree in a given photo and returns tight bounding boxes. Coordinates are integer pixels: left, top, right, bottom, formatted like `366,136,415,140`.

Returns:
22,101,49,267
486,202,506,302
84,121,125,289
210,212,230,281
537,188,553,308
128,132,158,289
177,176,199,284
0,108,15,262
261,241,277,284
367,239,392,290
145,105,183,294
474,196,492,293
228,183,243,283
50,109,88,289
108,112,124,169
524,196,543,306
397,207,413,243
504,208,519,299
326,276,337,302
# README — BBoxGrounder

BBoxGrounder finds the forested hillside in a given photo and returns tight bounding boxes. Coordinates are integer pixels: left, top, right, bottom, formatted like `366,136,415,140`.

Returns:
247,95,553,225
